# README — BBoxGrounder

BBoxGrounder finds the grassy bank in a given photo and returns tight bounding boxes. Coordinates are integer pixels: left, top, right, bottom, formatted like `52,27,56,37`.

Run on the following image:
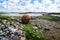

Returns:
0,16,11,21
37,16,57,20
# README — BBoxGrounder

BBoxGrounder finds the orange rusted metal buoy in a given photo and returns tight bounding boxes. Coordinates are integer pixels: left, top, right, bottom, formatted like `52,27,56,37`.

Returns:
21,14,31,24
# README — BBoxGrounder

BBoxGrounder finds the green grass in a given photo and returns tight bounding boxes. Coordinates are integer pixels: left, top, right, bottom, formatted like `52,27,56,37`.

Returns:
0,16,13,23
0,16,11,21
22,23,49,40
37,16,57,20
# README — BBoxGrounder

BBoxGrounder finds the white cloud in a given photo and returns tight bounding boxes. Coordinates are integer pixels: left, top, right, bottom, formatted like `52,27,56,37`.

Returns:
0,0,60,12
8,0,20,4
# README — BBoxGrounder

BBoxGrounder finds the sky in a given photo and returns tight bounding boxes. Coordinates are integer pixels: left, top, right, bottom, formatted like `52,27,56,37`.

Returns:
0,0,60,12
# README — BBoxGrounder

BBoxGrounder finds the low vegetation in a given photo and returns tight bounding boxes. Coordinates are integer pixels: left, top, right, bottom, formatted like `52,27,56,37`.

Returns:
0,16,11,21
22,23,49,40
37,16,57,20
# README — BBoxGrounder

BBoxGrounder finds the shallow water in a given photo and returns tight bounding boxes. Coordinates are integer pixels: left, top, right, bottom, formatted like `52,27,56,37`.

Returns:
0,13,43,16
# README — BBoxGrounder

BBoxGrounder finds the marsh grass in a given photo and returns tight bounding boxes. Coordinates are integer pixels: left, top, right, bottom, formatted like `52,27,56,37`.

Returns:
22,23,50,40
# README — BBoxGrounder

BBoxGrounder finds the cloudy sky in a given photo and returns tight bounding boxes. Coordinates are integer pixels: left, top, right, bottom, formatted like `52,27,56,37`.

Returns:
0,0,60,12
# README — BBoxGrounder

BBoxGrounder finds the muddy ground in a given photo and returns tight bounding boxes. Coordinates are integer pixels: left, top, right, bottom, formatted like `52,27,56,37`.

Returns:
31,18,60,40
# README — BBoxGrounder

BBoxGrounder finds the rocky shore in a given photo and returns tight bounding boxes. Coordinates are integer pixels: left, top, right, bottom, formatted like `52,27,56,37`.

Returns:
31,18,60,40
0,19,25,40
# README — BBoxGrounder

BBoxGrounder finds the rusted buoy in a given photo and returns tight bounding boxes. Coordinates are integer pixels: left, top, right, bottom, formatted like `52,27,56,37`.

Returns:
21,14,31,24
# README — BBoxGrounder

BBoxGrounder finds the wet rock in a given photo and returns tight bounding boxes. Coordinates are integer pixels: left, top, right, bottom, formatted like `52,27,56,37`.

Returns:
44,27,50,32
